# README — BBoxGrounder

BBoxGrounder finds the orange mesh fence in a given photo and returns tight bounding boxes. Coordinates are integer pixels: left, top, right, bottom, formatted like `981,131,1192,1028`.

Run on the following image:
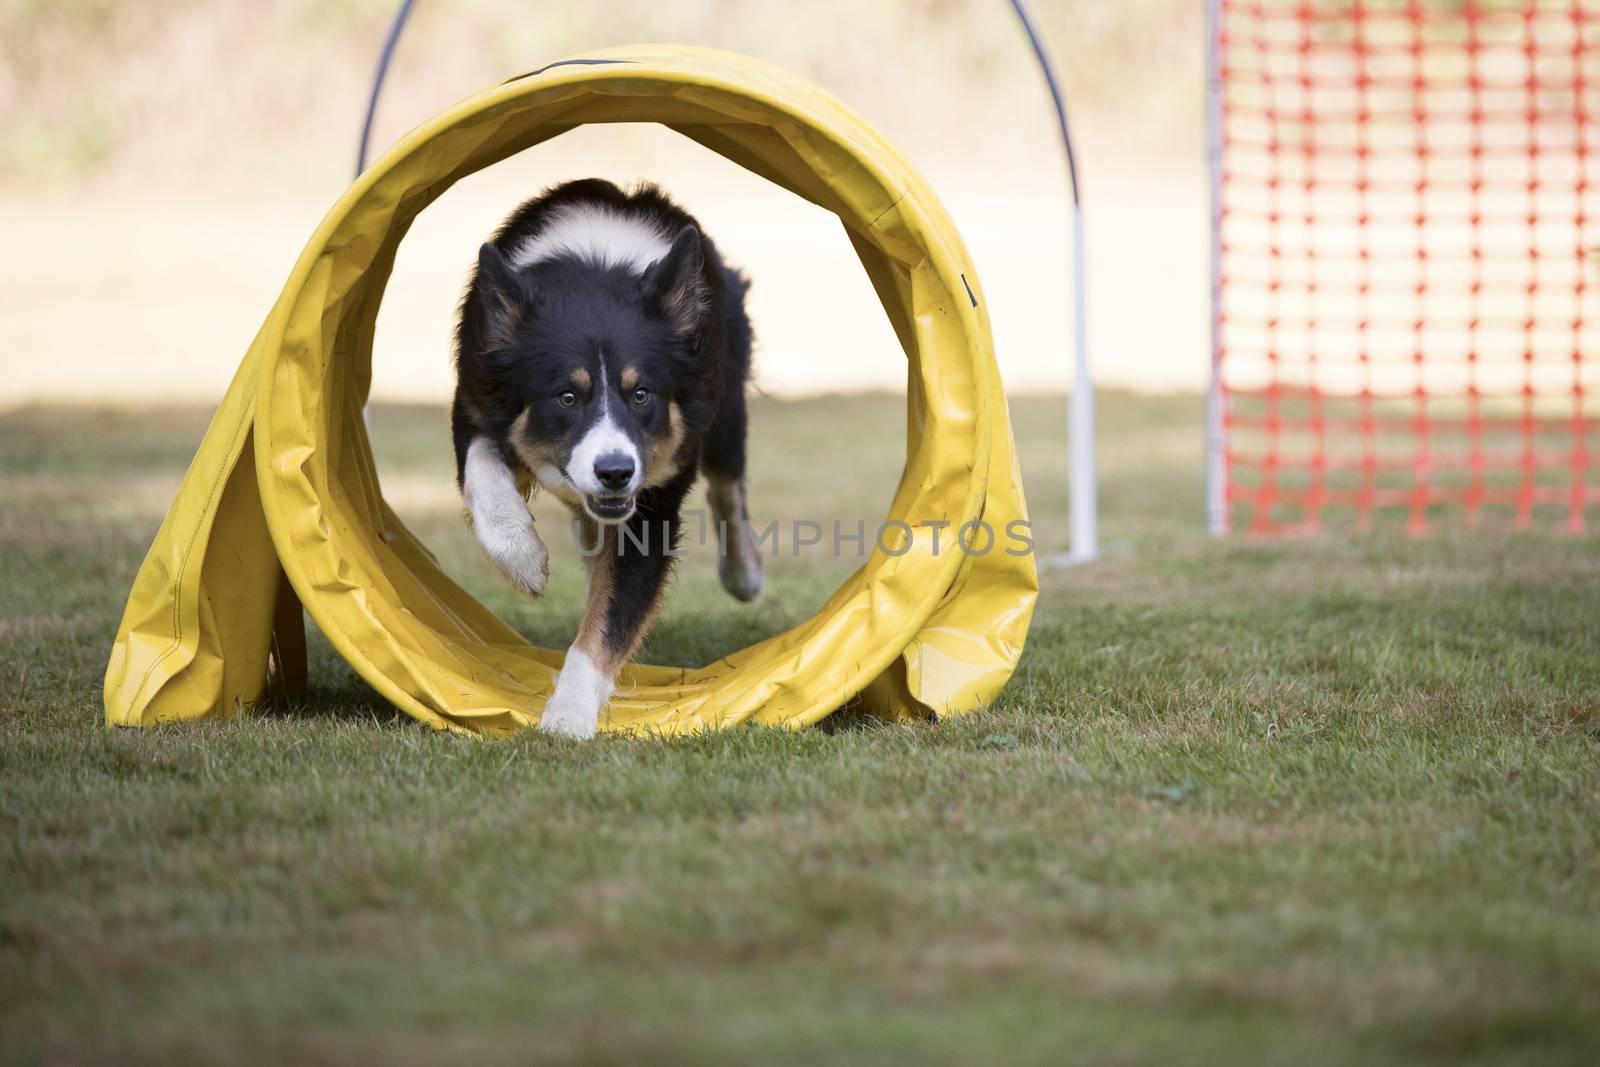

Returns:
1212,0,1600,534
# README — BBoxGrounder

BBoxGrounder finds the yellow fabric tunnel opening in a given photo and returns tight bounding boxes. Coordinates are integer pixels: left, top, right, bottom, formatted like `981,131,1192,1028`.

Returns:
103,46,1038,738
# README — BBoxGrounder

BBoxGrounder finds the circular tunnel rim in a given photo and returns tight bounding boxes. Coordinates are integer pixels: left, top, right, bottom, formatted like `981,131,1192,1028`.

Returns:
251,46,1008,735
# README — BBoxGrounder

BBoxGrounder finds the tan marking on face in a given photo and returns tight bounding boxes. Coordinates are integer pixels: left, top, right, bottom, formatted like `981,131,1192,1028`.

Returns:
619,366,639,391
570,368,592,392
644,400,688,488
506,408,554,483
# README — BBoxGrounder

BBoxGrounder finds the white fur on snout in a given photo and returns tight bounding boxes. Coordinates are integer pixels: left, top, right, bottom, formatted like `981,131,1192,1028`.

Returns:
569,413,641,496
540,648,610,739
463,437,549,597
532,461,579,503
567,364,642,500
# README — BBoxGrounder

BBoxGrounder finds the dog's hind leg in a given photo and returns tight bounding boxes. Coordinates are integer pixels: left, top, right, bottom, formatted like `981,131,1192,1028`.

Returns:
707,476,763,603
702,384,763,603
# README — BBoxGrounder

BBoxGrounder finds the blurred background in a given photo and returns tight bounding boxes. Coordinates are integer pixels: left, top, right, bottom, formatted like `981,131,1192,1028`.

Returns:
0,0,1207,406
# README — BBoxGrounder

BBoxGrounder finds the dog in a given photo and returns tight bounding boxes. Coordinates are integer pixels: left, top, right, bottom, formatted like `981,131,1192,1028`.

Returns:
451,180,762,738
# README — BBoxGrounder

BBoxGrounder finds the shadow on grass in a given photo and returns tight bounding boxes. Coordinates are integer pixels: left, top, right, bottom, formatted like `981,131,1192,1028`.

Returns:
272,598,818,729
267,682,413,729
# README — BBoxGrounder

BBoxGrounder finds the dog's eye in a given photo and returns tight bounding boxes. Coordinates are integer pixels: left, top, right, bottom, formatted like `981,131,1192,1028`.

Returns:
557,390,577,408
632,387,651,406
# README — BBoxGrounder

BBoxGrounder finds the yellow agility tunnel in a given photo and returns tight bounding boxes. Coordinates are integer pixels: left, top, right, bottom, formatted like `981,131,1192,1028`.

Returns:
104,46,1038,738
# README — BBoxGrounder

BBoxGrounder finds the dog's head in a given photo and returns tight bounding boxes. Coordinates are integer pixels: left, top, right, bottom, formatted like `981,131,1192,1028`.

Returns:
461,226,715,523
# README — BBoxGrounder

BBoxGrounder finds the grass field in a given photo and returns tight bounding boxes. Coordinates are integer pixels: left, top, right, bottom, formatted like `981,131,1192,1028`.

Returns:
3,391,1598,1064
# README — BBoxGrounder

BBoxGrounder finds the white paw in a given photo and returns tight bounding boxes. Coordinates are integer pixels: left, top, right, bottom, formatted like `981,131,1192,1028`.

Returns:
539,691,598,739
485,525,549,598
539,648,610,740
462,437,549,598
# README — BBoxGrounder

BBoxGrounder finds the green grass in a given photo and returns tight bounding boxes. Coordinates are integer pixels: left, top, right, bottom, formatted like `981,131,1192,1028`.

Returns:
2,392,1598,1065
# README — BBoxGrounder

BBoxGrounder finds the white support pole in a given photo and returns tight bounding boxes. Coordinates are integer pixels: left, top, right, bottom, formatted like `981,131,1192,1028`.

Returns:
1009,0,1095,568
1204,0,1229,536
1068,203,1098,562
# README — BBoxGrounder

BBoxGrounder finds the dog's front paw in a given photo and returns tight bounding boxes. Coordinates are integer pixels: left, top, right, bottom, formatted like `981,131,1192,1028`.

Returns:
482,524,549,598
539,648,610,740
539,692,599,739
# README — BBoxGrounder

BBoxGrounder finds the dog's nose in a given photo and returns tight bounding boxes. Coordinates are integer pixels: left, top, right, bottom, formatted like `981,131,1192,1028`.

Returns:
594,452,635,492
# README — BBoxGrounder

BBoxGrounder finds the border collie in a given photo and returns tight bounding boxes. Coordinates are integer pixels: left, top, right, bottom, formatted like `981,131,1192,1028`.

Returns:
452,180,762,738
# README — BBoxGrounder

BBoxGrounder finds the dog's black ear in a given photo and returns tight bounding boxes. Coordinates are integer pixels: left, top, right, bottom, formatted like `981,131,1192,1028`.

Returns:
473,242,529,349
640,226,706,335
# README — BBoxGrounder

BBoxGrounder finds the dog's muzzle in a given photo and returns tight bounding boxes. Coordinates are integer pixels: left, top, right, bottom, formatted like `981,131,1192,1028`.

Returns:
584,494,635,522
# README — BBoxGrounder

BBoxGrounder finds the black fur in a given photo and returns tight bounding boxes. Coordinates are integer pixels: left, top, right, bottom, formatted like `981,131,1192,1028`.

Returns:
451,179,756,670
604,465,698,653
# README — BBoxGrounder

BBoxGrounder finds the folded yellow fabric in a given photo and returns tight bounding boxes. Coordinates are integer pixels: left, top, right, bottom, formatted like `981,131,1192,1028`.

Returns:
104,45,1038,737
